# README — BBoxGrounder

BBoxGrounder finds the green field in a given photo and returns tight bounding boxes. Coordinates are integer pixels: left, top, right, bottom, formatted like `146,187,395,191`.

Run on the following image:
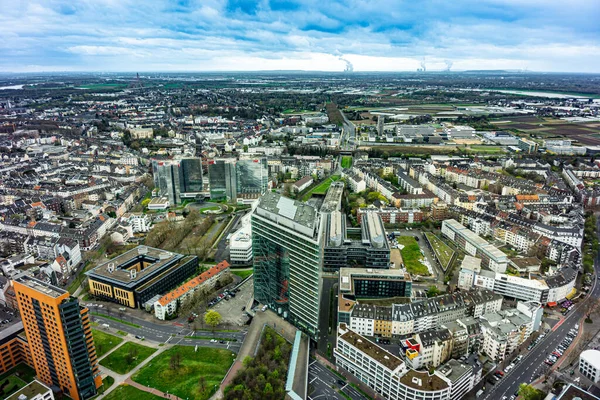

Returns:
0,364,36,383
132,346,235,400
467,145,505,154
98,375,115,395
302,175,341,200
232,269,253,279
100,342,156,374
341,156,352,169
92,329,124,358
425,233,454,270
103,384,164,400
396,236,429,275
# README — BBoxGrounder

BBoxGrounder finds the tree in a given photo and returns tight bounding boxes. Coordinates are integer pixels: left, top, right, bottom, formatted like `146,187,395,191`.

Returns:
518,383,544,400
426,285,440,298
204,310,222,333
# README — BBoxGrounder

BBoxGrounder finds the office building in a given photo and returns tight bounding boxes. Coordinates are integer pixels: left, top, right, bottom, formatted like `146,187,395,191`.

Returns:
339,267,412,299
580,350,600,383
86,246,199,309
252,192,323,339
323,211,390,271
209,157,269,201
14,276,101,400
0,321,32,374
152,158,203,204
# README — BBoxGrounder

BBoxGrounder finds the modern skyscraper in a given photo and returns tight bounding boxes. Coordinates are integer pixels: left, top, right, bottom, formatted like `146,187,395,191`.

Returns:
208,157,268,201
13,276,102,400
252,192,323,339
152,158,203,204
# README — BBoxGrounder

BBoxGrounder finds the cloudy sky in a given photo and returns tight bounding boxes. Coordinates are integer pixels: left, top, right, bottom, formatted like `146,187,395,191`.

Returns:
1,0,599,73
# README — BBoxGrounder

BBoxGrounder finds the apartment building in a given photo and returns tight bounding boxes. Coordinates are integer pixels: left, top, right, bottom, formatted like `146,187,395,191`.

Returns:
14,276,102,400
442,219,508,273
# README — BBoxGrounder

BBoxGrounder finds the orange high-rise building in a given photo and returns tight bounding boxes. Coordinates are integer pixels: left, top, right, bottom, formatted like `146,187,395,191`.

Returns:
13,276,102,400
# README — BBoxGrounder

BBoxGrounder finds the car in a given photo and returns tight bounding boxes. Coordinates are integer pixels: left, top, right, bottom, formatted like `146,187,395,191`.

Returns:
242,306,246,311
219,340,225,344
338,380,345,386
135,335,144,340
496,370,504,376
210,339,217,343
487,378,496,385
510,396,515,400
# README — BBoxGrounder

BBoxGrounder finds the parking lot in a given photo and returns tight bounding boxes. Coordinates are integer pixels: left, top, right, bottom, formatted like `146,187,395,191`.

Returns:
0,305,18,332
210,277,254,326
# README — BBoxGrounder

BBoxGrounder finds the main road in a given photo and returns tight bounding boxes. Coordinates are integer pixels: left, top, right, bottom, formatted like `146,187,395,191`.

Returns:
482,219,600,400
89,307,246,353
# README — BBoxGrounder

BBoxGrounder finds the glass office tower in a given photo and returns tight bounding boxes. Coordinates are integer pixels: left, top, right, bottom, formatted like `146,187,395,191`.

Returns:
251,192,323,339
208,157,268,201
152,158,203,204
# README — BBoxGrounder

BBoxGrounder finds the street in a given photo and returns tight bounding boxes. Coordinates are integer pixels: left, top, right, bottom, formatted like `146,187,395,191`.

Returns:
308,358,369,400
89,309,246,353
481,240,600,399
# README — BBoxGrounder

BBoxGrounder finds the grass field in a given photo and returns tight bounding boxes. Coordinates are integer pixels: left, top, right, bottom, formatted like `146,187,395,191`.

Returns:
198,206,221,213
0,364,36,383
132,346,235,400
302,175,341,200
231,269,253,279
467,145,506,154
98,375,115,394
92,329,124,358
341,156,352,169
100,342,156,374
103,384,164,400
425,232,454,270
396,236,429,275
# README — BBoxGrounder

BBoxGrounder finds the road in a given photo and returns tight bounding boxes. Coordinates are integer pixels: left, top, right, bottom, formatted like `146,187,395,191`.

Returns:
317,277,338,357
89,307,246,353
340,111,356,151
481,224,600,400
308,358,369,400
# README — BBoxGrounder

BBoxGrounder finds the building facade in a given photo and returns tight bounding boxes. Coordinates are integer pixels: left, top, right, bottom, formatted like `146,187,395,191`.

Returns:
252,192,323,339
14,277,102,400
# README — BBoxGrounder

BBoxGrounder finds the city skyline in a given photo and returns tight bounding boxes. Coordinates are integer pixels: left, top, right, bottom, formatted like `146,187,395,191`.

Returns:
1,0,599,73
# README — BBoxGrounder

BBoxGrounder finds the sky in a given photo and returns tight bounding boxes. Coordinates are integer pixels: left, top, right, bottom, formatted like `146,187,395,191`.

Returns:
1,0,599,73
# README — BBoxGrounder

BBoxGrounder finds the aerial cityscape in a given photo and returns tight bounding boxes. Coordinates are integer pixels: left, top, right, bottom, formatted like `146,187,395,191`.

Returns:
0,1,600,400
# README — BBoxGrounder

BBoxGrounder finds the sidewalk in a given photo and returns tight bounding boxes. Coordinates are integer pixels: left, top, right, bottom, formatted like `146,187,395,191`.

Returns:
125,377,184,400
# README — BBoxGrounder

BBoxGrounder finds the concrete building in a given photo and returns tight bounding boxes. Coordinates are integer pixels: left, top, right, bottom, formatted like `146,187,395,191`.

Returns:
442,219,508,273
339,267,412,299
458,256,482,290
580,350,600,383
86,246,199,309
252,192,323,339
6,380,55,400
323,211,390,271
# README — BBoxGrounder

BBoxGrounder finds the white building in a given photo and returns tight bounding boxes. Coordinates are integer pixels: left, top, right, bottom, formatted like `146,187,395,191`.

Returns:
154,261,230,320
8,379,55,400
125,213,152,233
229,225,253,265
580,350,600,383
457,256,481,290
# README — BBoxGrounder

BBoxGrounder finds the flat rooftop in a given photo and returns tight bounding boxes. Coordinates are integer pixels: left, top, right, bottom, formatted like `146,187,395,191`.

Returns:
339,267,410,293
339,328,403,371
7,380,51,400
399,369,449,392
87,245,185,285
255,191,318,231
16,276,67,299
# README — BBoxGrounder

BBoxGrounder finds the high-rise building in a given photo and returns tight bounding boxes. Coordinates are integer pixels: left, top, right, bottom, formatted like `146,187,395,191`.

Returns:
252,192,323,339
152,158,203,204
208,157,268,201
13,276,102,400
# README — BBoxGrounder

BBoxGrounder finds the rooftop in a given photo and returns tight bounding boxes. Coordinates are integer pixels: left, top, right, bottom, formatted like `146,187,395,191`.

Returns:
16,276,67,299
399,369,449,392
86,245,185,285
339,267,410,293
339,327,403,371
6,380,52,400
255,191,319,231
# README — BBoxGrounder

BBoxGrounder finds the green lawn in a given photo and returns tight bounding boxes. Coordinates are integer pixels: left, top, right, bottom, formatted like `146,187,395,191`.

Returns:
199,206,221,213
302,175,341,200
467,145,505,154
396,236,429,275
424,232,455,270
0,375,27,398
100,342,156,374
341,156,352,169
132,346,235,400
103,384,164,400
231,269,253,279
98,375,115,395
92,329,124,358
